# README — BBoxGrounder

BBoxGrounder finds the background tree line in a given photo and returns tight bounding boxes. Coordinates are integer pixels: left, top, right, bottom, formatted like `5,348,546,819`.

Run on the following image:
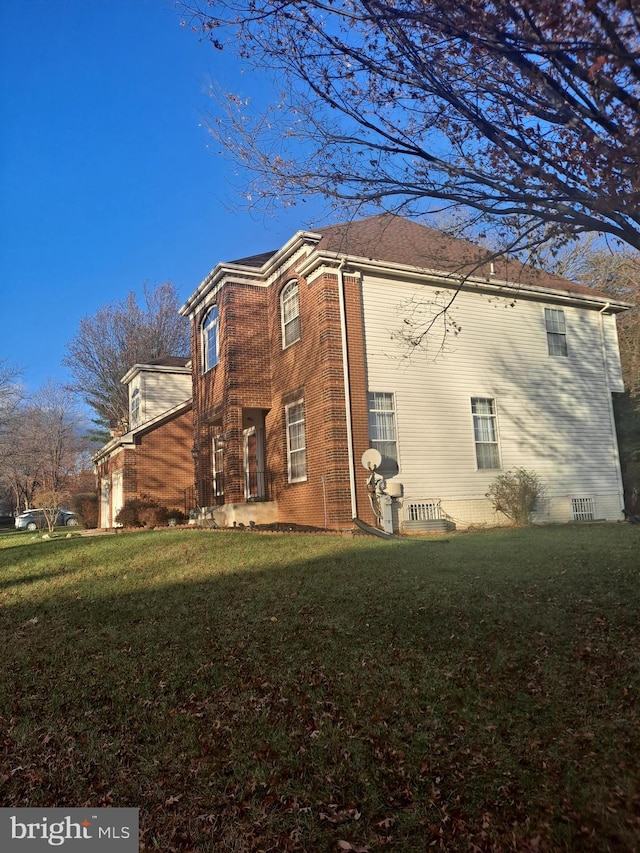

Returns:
0,372,90,516
0,282,189,520
185,0,640,259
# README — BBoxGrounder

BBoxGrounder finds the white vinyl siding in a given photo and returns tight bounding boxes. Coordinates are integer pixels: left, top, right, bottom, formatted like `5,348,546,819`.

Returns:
601,312,626,392
360,274,625,525
285,399,307,482
126,369,191,429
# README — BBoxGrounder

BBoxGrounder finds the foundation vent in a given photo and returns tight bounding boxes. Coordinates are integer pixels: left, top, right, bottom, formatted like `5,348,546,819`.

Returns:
406,501,441,522
572,497,595,522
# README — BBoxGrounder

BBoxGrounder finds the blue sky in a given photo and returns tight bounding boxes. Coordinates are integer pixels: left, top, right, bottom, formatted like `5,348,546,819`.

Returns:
0,0,329,394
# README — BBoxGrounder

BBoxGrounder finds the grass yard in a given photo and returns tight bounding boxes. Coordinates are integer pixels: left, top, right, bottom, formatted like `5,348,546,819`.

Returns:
0,525,639,852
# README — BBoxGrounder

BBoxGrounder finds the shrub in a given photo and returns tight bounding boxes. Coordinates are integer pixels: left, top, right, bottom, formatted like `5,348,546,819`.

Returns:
115,497,186,528
71,492,98,528
115,499,144,528
486,468,544,526
138,504,169,528
115,497,162,528
167,509,188,525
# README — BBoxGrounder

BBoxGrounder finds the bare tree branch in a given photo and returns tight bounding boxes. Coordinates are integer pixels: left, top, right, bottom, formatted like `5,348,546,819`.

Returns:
183,0,640,254
63,282,190,427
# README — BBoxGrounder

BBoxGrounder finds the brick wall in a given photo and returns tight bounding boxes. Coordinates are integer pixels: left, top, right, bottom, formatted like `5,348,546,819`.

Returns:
96,406,194,526
134,408,194,512
263,266,356,528
192,284,272,507
188,261,376,529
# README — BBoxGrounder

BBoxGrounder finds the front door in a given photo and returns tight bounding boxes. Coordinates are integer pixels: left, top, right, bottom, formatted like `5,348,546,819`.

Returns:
243,426,265,500
112,470,123,527
101,478,110,528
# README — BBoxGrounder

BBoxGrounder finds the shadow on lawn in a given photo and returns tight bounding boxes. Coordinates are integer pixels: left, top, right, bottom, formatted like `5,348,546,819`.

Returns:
1,527,639,852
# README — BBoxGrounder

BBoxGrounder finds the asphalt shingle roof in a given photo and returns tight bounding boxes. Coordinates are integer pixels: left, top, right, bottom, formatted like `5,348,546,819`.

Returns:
144,356,190,368
313,213,596,298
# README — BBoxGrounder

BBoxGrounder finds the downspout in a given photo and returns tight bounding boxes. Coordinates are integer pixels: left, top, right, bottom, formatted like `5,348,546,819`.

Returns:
599,303,626,513
337,258,358,520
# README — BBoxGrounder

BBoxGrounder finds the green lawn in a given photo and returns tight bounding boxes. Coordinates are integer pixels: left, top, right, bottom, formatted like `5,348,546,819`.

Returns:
1,525,639,852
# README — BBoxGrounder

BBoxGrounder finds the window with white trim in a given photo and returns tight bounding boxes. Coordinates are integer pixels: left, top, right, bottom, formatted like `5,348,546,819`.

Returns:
471,397,501,469
202,305,220,372
281,280,301,348
212,434,224,499
368,392,398,473
545,307,568,356
130,386,140,428
285,399,307,482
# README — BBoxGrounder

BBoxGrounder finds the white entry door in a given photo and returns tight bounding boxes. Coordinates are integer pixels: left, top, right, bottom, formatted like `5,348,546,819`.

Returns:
243,426,265,500
101,478,111,528
112,470,123,527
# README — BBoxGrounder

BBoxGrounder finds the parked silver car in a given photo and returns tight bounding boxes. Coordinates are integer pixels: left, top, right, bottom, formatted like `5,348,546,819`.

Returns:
15,509,78,531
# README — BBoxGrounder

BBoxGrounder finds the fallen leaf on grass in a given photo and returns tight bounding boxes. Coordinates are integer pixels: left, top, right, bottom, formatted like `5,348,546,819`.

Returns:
337,841,369,852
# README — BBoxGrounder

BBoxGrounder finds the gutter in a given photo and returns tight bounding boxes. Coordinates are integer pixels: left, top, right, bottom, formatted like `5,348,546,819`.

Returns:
353,517,395,539
298,251,632,314
337,258,358,520
599,303,626,513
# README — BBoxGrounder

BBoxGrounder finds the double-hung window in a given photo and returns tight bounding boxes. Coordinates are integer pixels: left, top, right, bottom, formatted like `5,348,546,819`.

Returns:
202,305,220,372
545,308,568,356
130,386,140,428
281,281,301,348
285,399,307,482
471,397,500,469
368,392,398,469
212,434,224,499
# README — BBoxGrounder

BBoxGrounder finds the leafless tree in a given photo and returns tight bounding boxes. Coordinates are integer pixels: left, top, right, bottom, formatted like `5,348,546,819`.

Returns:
0,359,22,463
184,0,640,256
64,282,190,428
1,406,46,512
0,383,85,526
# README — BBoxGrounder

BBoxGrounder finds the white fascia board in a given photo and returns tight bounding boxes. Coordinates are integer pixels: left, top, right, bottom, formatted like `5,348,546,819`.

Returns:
91,398,192,464
264,241,317,286
179,264,265,318
262,229,323,277
179,230,324,317
120,363,191,386
130,398,192,437
92,436,133,465
298,251,632,313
